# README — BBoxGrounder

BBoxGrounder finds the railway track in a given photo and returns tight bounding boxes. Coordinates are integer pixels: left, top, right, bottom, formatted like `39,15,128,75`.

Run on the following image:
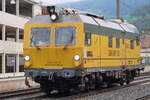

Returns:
38,72,150,100
136,95,150,100
0,88,45,100
52,77,150,100
1,72,150,100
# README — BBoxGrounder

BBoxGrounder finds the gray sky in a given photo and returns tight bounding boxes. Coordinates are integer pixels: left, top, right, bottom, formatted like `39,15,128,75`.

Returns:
36,0,83,5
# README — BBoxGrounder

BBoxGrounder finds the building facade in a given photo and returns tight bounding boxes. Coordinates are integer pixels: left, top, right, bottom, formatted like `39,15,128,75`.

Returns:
141,49,150,65
0,0,41,78
140,33,150,65
140,35,150,49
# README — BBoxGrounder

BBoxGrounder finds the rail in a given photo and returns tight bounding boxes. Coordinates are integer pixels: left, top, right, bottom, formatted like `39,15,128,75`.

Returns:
0,88,45,100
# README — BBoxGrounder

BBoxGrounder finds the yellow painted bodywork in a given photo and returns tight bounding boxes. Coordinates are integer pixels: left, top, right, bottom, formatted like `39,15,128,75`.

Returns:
24,22,141,70
24,23,84,69
84,35,141,68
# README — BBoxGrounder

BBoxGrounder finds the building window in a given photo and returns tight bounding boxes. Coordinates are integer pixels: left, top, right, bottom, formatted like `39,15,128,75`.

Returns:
19,29,24,42
19,55,24,72
6,26,16,42
0,25,2,40
116,38,120,48
85,32,91,46
108,37,113,48
0,54,2,73
130,40,134,49
0,0,2,11
6,54,16,73
6,1,16,15
19,1,33,17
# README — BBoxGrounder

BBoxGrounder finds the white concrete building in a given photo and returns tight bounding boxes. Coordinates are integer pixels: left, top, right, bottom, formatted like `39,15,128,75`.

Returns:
0,0,41,78
141,49,150,65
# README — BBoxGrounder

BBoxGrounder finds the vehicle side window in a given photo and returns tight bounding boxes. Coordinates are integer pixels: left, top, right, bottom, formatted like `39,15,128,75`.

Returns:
136,38,140,46
130,40,134,49
122,38,125,45
85,32,91,46
108,36,113,48
116,38,120,48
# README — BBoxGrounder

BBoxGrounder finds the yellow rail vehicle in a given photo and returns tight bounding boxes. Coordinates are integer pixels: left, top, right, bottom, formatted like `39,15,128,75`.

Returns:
24,6,144,94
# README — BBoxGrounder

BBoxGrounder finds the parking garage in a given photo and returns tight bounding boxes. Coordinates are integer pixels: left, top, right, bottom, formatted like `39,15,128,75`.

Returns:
0,0,41,78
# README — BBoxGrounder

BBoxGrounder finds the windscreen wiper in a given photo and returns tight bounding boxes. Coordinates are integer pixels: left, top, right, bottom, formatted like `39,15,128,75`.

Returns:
63,35,74,50
30,34,40,50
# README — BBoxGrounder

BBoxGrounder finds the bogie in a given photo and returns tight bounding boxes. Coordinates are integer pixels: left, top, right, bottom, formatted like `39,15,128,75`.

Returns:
36,69,139,95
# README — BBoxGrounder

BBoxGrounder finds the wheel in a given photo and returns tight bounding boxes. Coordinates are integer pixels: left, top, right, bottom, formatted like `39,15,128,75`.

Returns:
95,75,103,89
85,83,90,92
126,76,132,85
45,88,53,96
102,81,110,88
126,80,130,85
120,81,124,86
126,71,133,85
40,83,53,96
119,78,125,86
82,76,95,92
79,76,89,92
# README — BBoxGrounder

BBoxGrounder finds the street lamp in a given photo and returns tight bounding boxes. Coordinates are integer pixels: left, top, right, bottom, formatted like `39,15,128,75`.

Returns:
10,0,16,4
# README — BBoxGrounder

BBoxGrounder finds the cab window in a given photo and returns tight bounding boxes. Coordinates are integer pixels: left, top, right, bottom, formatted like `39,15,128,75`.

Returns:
30,27,50,46
55,27,76,45
108,36,113,48
85,32,91,46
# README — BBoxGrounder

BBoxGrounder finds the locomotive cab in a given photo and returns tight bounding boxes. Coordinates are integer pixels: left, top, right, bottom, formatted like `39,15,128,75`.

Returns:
24,22,84,78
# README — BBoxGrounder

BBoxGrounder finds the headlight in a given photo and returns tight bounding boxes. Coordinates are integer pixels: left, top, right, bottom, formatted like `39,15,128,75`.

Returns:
24,56,30,61
50,14,57,21
74,55,80,61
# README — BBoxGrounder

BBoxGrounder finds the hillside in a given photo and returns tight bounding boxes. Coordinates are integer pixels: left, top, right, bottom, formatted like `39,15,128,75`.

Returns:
128,4,150,32
56,0,150,32
56,0,150,18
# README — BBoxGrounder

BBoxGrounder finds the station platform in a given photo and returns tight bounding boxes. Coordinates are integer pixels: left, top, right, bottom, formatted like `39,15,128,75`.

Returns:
143,65,150,73
0,77,39,93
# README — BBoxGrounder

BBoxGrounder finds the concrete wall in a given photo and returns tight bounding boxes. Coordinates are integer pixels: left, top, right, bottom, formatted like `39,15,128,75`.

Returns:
0,11,29,29
0,72,24,78
32,4,42,17
0,40,23,54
